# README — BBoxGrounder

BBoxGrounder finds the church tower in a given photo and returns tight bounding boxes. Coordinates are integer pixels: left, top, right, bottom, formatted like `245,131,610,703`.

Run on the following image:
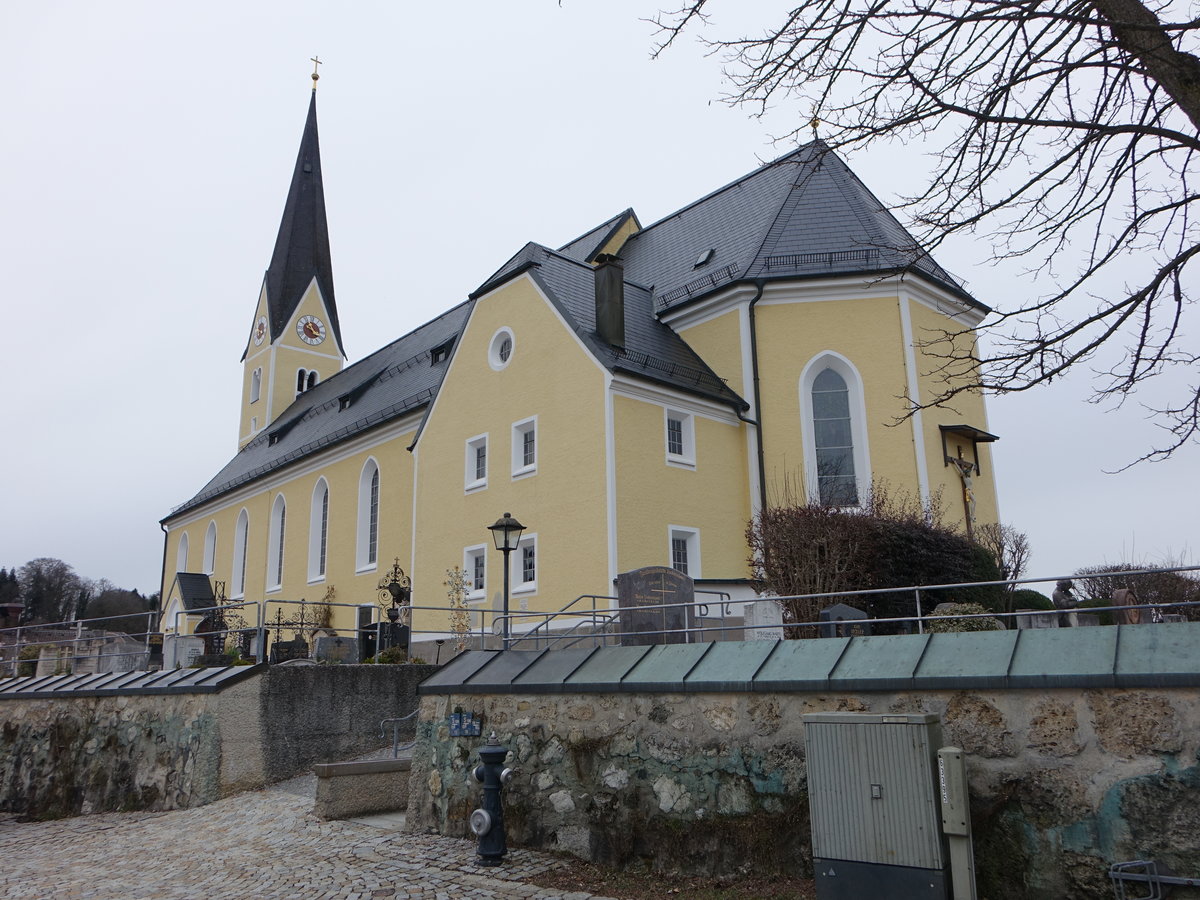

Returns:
239,69,344,448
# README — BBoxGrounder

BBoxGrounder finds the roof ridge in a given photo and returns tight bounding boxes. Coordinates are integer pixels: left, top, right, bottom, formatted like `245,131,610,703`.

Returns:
632,143,816,239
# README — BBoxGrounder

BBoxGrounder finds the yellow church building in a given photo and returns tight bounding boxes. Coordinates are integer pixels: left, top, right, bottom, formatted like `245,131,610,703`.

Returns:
159,85,999,656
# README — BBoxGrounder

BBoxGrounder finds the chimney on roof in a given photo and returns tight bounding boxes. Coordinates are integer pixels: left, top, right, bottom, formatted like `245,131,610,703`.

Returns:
593,253,625,348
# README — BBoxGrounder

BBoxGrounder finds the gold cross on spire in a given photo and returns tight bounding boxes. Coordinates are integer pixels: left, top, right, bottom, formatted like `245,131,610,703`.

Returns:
310,56,322,88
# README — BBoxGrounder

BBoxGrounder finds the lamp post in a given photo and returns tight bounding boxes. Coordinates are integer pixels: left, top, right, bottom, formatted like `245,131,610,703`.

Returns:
487,513,525,650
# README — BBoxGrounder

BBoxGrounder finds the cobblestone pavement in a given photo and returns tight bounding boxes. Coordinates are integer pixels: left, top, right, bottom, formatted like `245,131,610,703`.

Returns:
0,776,615,900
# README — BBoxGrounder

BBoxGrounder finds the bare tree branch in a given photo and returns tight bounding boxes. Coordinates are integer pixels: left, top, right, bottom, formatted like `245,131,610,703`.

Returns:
653,0,1200,461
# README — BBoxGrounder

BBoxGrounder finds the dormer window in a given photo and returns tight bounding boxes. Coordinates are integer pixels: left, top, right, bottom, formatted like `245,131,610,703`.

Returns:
694,248,715,268
431,339,454,365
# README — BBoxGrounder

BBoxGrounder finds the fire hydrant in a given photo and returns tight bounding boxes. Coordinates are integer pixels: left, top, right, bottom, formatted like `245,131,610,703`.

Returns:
469,730,514,866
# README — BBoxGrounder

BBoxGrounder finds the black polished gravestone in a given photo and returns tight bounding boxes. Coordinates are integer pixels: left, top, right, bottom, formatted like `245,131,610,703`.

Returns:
616,566,696,646
818,602,872,638
269,638,310,663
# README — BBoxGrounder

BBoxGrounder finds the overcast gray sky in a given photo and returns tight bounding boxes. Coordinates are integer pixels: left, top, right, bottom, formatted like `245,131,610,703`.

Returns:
2,1,1194,596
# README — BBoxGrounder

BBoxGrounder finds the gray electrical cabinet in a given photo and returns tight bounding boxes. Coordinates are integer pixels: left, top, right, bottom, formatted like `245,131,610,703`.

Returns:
803,712,949,900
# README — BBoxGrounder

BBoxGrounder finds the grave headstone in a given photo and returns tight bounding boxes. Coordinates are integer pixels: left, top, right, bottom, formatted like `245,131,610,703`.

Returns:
315,635,359,664
744,600,784,641
818,602,871,638
269,638,309,664
163,635,204,669
616,566,695,646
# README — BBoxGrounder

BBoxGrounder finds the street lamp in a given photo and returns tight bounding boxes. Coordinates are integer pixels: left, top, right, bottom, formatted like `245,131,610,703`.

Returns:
487,512,525,650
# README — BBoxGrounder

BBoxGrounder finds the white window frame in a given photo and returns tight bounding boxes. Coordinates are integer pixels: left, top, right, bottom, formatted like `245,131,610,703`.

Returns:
231,508,249,600
511,416,537,479
799,352,871,508
464,544,487,603
203,521,217,575
175,532,189,575
250,367,262,403
512,533,538,596
356,458,381,573
488,327,515,371
465,433,488,492
668,526,701,578
266,494,287,593
664,408,696,469
308,478,330,583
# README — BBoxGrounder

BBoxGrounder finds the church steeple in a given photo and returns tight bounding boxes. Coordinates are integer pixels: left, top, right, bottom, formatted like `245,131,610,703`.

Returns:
260,86,342,353
238,74,346,449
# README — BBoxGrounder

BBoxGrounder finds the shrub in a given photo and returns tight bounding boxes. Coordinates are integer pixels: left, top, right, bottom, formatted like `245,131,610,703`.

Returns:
925,602,1005,633
1009,589,1053,611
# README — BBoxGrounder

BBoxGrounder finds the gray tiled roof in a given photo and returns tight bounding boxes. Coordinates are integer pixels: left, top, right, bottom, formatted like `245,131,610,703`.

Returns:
171,572,215,611
557,208,639,263
619,141,981,312
167,302,471,519
169,143,969,520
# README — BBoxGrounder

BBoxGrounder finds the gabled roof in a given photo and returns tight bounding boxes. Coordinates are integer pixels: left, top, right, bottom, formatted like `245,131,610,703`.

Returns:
522,246,745,409
253,90,343,356
557,208,640,263
168,302,471,520
170,573,215,612
618,141,983,313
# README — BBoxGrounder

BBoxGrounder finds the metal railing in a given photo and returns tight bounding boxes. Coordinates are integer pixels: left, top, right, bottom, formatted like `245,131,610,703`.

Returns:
2,565,1195,676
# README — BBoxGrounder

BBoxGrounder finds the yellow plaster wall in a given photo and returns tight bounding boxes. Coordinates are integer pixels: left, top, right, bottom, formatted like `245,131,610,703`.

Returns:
754,295,917,502
162,427,417,638
674,307,746,397
266,281,343,433
907,299,1000,529
239,289,272,447
411,276,610,632
594,216,641,259
612,397,751,579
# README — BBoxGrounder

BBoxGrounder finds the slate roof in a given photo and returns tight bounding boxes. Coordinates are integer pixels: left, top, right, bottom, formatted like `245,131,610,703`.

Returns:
168,141,974,520
170,573,216,612
249,90,343,357
168,302,471,519
618,141,983,313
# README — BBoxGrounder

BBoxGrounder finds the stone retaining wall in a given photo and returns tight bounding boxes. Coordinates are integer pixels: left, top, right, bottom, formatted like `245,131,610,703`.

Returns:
406,687,1200,900
0,664,436,819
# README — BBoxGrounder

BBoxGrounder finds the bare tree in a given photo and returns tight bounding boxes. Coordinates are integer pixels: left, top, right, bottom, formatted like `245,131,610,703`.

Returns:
652,1,1200,462
974,521,1031,612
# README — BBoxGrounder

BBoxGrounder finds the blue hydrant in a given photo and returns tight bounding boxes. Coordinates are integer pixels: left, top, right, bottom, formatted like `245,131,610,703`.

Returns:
469,731,513,866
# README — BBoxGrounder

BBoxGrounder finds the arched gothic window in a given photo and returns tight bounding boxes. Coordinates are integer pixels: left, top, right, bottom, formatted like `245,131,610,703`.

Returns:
800,353,871,507
308,479,329,582
176,533,189,574
203,521,217,575
232,509,249,598
357,459,380,571
267,495,286,591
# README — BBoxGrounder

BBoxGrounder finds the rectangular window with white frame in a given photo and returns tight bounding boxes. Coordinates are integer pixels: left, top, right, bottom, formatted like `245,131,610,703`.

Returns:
464,545,487,603
512,533,538,595
511,416,537,478
465,433,488,491
665,409,696,468
668,526,700,578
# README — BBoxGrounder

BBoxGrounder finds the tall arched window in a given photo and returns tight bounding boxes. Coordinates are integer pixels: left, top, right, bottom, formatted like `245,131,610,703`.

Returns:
203,521,217,575
232,509,250,598
175,533,189,574
308,478,329,582
267,494,287,591
800,353,871,507
357,459,380,571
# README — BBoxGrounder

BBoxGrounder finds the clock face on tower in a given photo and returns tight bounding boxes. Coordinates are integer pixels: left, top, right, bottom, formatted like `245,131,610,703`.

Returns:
253,315,268,346
296,315,327,345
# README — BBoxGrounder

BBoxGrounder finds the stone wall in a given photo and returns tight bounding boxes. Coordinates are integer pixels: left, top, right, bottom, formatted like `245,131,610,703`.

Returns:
407,688,1200,900
0,664,437,819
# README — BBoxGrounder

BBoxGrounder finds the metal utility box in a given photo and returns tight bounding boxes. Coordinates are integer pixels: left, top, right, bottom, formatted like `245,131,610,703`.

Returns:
803,712,949,900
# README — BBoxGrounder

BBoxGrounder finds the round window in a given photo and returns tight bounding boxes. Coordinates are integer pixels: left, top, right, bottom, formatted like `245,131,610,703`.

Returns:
489,328,515,370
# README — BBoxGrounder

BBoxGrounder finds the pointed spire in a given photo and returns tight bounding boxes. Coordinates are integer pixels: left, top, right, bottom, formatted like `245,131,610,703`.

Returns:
262,87,343,354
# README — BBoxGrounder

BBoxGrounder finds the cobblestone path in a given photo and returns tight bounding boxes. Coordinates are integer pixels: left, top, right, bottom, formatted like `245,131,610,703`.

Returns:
0,777,613,900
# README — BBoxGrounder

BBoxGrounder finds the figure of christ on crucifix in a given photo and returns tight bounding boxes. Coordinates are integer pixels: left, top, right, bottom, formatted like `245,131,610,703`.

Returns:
949,454,977,540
